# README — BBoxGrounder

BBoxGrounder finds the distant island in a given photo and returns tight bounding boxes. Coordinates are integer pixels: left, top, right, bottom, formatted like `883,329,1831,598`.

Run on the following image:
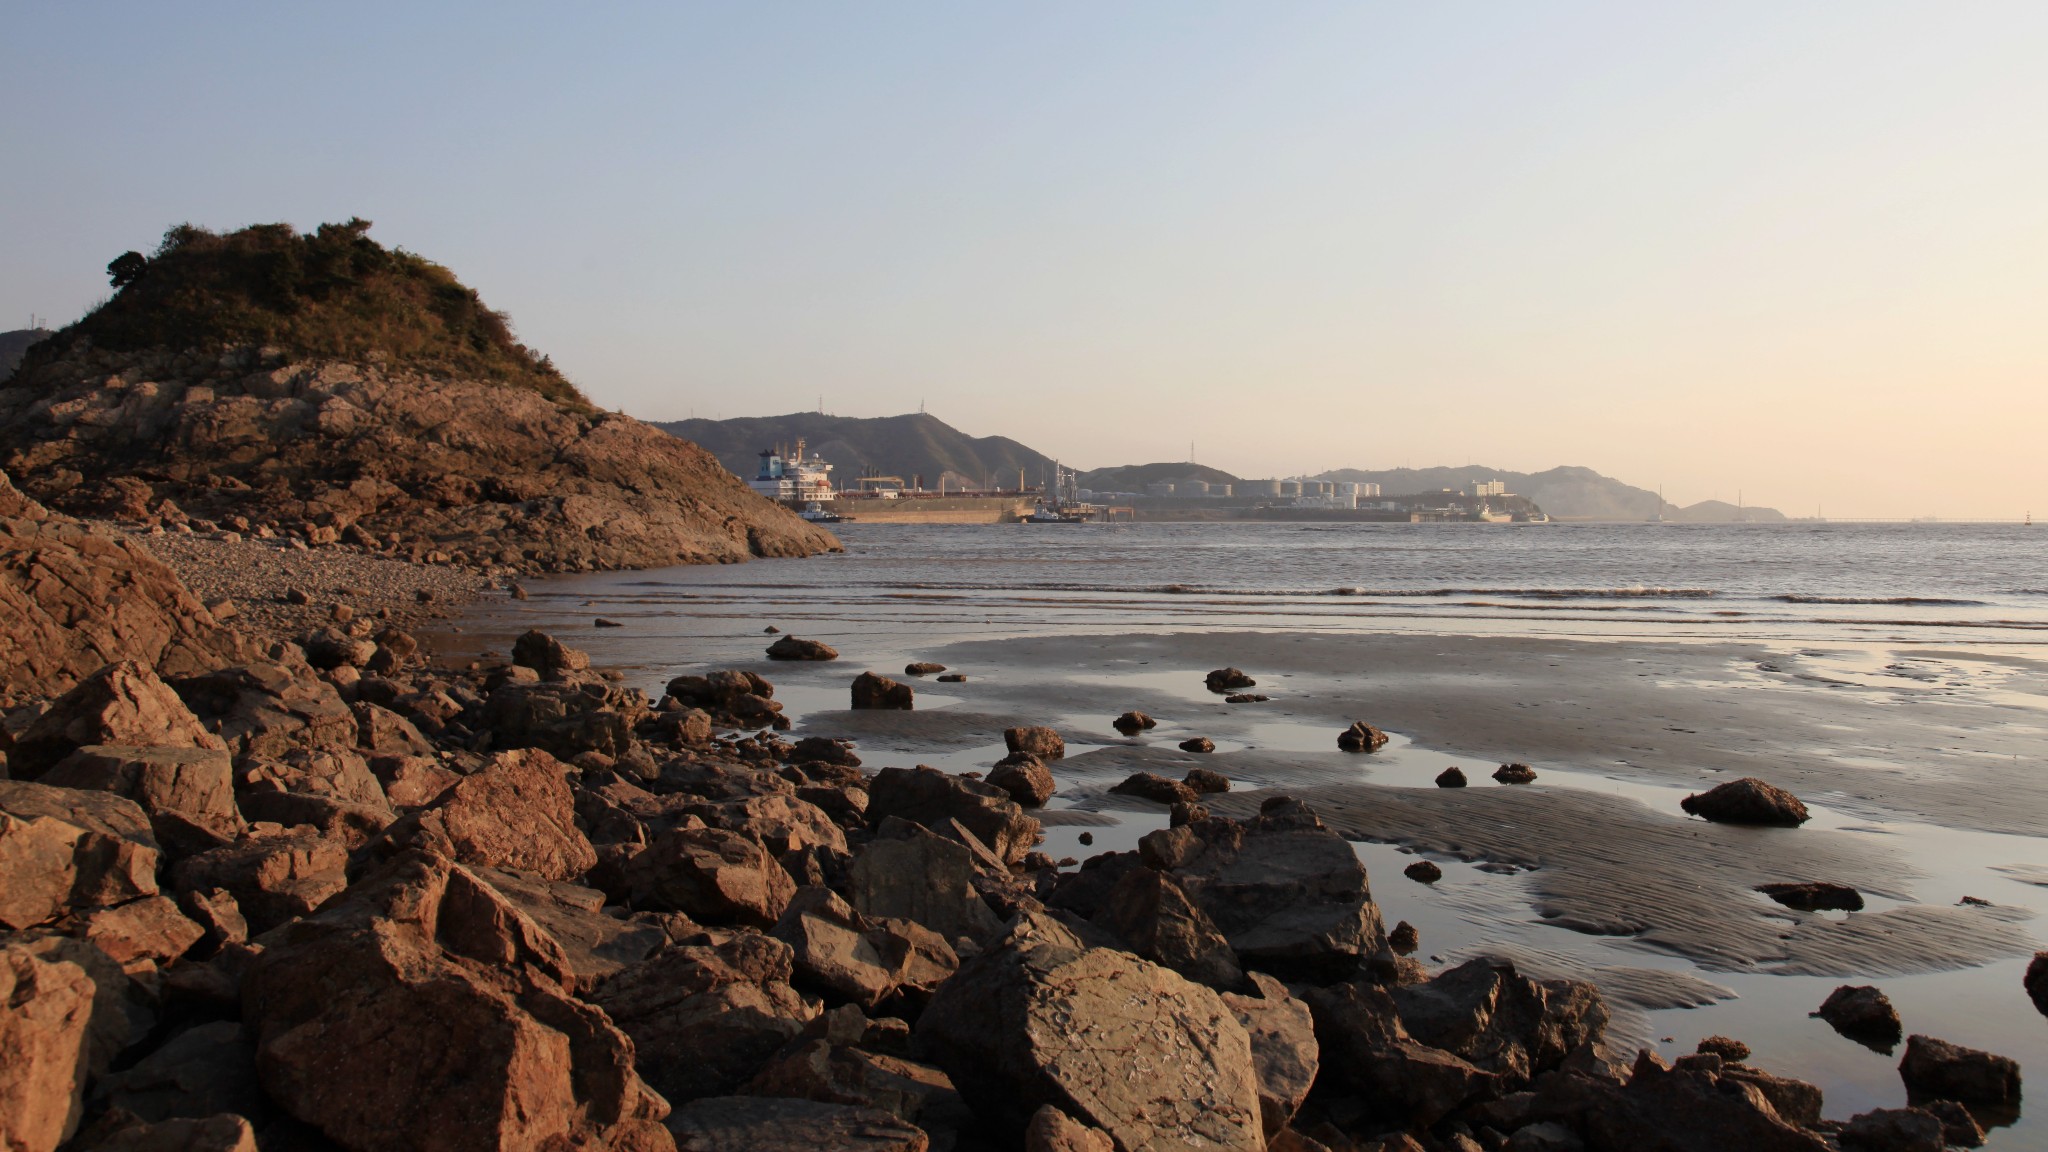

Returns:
661,411,1785,522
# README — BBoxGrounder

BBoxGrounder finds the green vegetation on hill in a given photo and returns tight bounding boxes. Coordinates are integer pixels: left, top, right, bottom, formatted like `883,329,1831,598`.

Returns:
22,220,585,405
657,412,1055,489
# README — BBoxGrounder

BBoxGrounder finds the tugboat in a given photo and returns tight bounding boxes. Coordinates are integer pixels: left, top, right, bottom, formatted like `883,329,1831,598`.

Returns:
798,501,849,524
1024,462,1099,523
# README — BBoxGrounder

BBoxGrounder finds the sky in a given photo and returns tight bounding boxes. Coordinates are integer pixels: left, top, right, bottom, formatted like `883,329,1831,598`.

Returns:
4,4,2046,518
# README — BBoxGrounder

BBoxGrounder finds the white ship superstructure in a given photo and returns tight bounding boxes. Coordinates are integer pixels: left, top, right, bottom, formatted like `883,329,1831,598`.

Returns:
750,439,836,504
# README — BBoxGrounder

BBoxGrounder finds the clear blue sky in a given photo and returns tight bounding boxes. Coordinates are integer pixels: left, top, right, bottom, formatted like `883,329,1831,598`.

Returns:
5,3,2045,516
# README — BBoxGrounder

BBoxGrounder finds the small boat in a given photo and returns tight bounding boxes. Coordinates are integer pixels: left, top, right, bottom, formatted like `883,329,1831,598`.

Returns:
1022,461,1099,523
798,501,849,524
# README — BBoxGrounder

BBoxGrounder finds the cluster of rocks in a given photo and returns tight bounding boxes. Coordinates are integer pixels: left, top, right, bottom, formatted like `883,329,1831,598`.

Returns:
1,588,2029,1152
0,347,840,574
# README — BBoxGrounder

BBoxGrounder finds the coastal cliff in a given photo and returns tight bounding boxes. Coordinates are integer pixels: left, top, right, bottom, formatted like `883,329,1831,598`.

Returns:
0,221,839,572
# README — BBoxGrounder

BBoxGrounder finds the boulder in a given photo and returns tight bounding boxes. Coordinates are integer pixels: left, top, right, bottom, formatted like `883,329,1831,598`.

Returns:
482,681,639,760
1179,737,1216,754
1720,1064,1823,1129
0,943,97,1152
0,781,161,929
472,867,666,983
1220,973,1319,1136
1758,881,1863,912
865,766,1039,866
11,662,225,778
1388,959,1608,1084
1404,860,1443,884
628,826,794,927
591,934,819,1104
850,672,913,710
1813,985,1903,1051
1389,920,1419,952
63,896,206,966
234,747,387,810
168,663,358,762
1839,1107,1944,1152
1679,777,1811,826
1111,711,1156,734
512,629,590,677
170,831,348,934
848,821,1003,945
178,888,248,953
1091,866,1243,991
772,886,945,1009
1004,726,1065,759
767,636,839,661
665,1096,925,1151
665,670,780,728
41,745,239,846
1108,772,1198,807
1337,721,1388,753
1301,981,1497,1127
1579,1053,1832,1151
1921,1098,1987,1147
1897,1034,2020,1106
351,701,435,758
1435,766,1468,788
1184,767,1230,794
368,754,462,809
987,755,1056,808
89,1020,265,1126
1493,763,1538,784
917,911,1265,1150
1157,802,1387,981
376,747,596,880
2026,951,2048,1018
1206,668,1256,692
904,662,945,676
242,852,669,1151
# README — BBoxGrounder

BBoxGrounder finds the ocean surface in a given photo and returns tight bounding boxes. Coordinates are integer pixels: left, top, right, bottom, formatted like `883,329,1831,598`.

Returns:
556,520,2048,648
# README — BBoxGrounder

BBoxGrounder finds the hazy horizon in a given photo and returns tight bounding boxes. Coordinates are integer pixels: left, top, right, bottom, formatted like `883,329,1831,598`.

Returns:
5,4,2046,518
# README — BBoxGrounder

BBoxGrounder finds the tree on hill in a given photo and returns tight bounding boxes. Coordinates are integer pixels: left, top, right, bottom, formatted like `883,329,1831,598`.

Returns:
22,220,584,406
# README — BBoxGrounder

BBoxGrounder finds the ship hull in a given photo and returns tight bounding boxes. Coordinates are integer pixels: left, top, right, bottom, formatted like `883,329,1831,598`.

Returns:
790,496,1035,524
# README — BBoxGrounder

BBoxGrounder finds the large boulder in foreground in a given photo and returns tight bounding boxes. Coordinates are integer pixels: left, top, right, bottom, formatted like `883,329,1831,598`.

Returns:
0,472,241,707
0,781,161,930
1897,1034,2021,1106
10,661,226,779
865,766,1040,866
916,911,1265,1151
242,851,669,1152
374,747,596,881
0,943,97,1152
1679,777,1810,826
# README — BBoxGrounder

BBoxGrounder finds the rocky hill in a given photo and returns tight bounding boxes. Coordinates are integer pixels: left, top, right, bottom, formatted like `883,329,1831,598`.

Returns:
657,411,1055,491
1315,465,1785,521
1077,462,1241,492
0,327,52,380
0,222,839,571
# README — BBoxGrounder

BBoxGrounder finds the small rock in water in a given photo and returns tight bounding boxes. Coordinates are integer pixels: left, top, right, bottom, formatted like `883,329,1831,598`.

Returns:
1337,721,1387,753
1841,1107,1945,1152
763,624,779,632
1958,895,1991,907
1077,831,1093,846
1921,1098,1987,1148
767,635,839,661
1679,776,1810,826
1757,881,1863,912
849,671,912,710
1112,710,1157,733
905,662,946,675
1436,766,1468,788
1696,1035,1751,1063
1388,920,1419,953
1169,801,1209,827
1898,1034,2021,1106
1224,693,1269,703
1109,772,1198,806
2026,952,2048,1018
1005,726,1065,759
1204,667,1256,693
1493,763,1537,784
510,583,528,600
594,618,623,628
1178,737,1215,754
1182,767,1229,794
936,673,967,682
1812,985,1903,1052
1404,860,1442,884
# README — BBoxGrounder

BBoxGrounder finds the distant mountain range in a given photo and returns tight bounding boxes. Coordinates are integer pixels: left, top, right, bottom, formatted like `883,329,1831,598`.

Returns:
655,412,1055,491
656,412,1784,521
0,329,52,381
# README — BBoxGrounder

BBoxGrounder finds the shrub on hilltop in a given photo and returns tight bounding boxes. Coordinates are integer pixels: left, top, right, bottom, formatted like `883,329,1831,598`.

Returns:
25,219,585,406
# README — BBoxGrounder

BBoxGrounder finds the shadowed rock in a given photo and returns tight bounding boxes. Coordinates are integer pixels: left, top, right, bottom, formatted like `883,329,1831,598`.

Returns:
0,943,97,1152
1680,777,1810,826
0,781,162,929
1897,1034,2020,1106
1759,881,1863,913
1206,668,1256,693
1004,726,1065,759
851,673,913,711
768,636,839,661
1338,721,1388,753
12,662,226,779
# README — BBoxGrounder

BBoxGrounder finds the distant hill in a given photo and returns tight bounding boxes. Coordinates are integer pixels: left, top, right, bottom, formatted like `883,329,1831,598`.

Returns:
0,329,52,381
1077,462,1241,492
656,412,1056,490
1315,465,1783,521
